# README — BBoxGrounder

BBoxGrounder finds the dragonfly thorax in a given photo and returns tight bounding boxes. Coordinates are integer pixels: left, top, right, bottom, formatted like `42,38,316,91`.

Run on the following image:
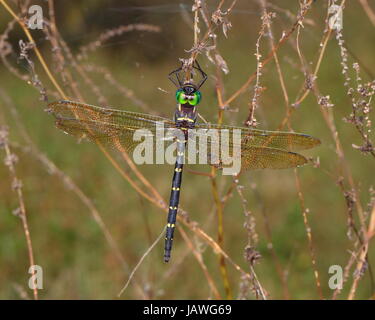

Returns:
175,103,197,127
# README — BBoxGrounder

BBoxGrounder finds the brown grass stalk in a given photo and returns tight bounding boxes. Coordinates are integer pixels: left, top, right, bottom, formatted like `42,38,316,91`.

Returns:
0,125,38,300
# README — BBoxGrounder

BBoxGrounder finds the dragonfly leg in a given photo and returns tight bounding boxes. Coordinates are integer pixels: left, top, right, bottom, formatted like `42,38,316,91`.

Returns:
168,66,183,88
193,60,207,90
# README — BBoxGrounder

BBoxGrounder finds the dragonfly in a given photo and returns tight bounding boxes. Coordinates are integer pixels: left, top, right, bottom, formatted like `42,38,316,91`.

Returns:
47,60,320,262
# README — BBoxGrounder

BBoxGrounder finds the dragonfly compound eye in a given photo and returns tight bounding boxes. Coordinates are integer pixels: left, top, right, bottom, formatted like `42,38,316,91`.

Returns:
176,89,188,104
188,91,201,106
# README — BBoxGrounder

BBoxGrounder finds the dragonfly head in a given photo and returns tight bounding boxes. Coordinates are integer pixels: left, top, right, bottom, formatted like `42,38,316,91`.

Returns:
169,60,207,107
176,84,201,106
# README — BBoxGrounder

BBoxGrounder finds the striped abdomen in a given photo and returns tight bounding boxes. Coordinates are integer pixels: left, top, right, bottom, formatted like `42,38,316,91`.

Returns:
164,138,186,262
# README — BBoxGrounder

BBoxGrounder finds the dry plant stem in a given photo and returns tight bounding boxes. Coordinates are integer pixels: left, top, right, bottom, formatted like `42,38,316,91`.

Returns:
189,0,237,64
211,60,232,299
58,36,109,105
258,0,290,299
1,127,38,300
82,64,152,113
118,228,166,298
246,9,269,127
113,138,165,205
333,250,358,299
159,247,191,285
0,18,30,82
348,205,375,300
259,195,290,299
293,0,345,108
210,166,232,299
223,0,315,106
193,0,199,48
293,27,333,107
267,30,289,107
265,2,314,27
212,75,233,297
287,9,324,299
0,0,65,97
235,180,263,297
178,226,222,299
358,0,375,26
98,143,162,207
368,205,375,240
77,24,161,61
294,171,323,299
46,1,84,101
191,221,267,300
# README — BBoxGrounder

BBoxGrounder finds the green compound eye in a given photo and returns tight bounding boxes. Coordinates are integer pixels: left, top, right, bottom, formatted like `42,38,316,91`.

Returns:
176,89,188,104
188,91,201,106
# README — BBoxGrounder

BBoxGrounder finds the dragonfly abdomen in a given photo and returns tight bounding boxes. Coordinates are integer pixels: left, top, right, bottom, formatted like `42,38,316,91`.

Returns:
164,139,186,262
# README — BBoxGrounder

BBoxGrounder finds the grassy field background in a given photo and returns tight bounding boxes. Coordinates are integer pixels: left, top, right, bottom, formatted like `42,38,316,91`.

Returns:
0,0,374,299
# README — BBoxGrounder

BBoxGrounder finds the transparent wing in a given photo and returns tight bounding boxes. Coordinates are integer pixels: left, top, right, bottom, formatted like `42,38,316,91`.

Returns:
47,100,176,153
48,100,319,170
187,129,309,170
194,123,320,151
220,145,307,170
189,124,320,170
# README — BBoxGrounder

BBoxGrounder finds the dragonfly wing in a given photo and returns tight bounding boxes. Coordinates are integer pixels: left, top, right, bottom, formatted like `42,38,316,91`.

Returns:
196,142,308,170
194,123,320,151
238,145,307,170
189,129,308,170
48,100,175,152
48,100,318,169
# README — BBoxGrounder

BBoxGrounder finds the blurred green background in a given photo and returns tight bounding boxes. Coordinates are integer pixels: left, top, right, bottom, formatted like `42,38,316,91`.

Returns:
0,0,374,299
